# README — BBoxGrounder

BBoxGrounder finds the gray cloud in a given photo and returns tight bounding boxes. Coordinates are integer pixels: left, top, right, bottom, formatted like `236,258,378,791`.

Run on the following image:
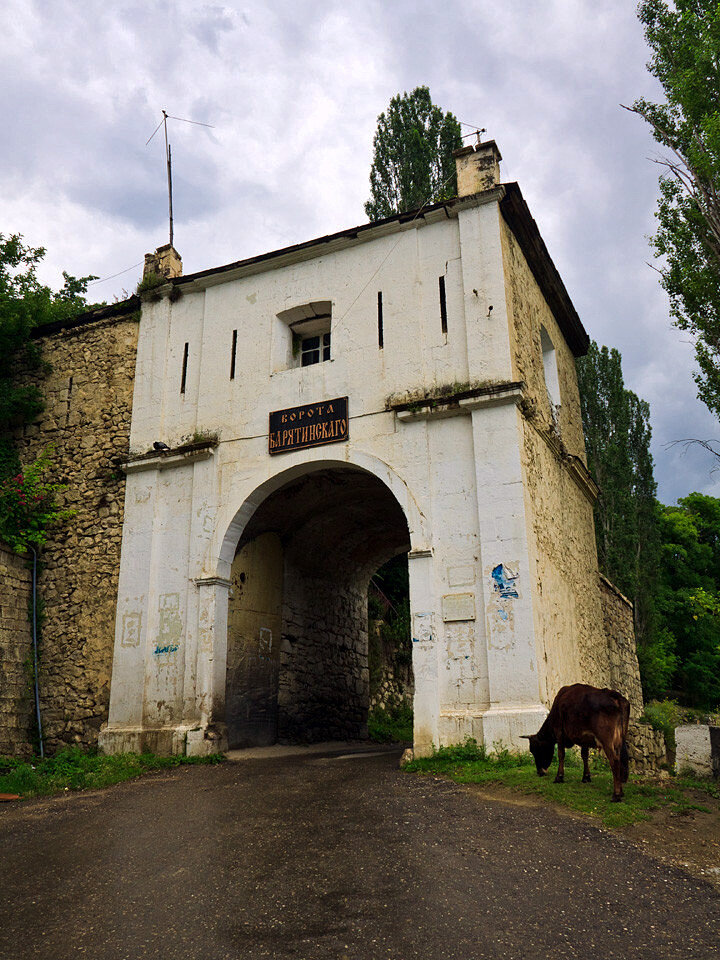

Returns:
2,0,718,503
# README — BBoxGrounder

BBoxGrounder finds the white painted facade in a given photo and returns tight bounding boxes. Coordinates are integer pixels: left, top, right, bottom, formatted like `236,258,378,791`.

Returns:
100,145,589,757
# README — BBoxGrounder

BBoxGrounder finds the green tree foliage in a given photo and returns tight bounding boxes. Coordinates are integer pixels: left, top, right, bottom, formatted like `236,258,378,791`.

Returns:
365,86,463,221
631,1,720,418
368,553,411,694
576,342,669,696
656,493,720,707
0,447,74,552
0,234,95,479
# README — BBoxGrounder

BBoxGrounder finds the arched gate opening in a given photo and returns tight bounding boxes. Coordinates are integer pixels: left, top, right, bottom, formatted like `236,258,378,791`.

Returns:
225,465,411,748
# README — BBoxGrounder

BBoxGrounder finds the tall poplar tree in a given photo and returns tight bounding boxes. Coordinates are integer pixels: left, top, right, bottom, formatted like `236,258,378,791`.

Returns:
656,493,720,707
629,0,720,419
576,342,670,697
365,87,463,221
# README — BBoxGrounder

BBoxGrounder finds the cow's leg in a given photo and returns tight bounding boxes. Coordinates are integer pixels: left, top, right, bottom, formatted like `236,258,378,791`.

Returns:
604,745,624,801
581,745,591,783
554,743,565,783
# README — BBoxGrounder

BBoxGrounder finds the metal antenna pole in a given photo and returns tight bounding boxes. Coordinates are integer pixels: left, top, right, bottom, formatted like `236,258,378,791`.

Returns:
146,109,214,248
163,110,174,247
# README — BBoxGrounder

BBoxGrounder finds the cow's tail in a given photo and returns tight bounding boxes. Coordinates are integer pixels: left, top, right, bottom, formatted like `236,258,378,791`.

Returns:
619,695,630,783
619,739,629,784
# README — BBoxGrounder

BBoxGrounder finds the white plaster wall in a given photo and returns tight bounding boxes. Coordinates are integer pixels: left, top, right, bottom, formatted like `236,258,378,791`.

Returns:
105,197,551,755
130,219,470,458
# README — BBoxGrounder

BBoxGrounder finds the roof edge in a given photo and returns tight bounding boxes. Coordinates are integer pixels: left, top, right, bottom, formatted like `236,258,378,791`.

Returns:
30,296,141,339
499,183,589,357
172,189,504,290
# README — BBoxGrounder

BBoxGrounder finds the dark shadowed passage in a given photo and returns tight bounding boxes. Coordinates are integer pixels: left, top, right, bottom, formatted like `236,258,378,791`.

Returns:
1,747,718,960
226,466,410,748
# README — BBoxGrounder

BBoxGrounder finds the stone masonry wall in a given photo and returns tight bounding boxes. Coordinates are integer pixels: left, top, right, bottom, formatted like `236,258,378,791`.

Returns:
500,220,611,701
14,310,139,753
0,543,33,756
368,620,413,712
598,574,666,773
279,571,369,742
598,574,643,715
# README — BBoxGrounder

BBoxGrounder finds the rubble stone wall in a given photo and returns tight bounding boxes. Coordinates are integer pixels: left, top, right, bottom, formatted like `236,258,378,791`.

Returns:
368,621,413,712
12,310,139,753
598,576,667,773
501,219,613,702
628,720,668,774
278,571,369,742
0,543,33,756
598,574,644,715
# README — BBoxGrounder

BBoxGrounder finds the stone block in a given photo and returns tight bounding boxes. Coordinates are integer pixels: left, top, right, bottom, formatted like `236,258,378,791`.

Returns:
675,725,720,778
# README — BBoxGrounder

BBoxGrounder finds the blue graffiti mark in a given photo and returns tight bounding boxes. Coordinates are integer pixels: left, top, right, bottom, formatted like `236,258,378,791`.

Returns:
153,643,179,655
412,637,420,643
491,563,519,599
498,608,508,621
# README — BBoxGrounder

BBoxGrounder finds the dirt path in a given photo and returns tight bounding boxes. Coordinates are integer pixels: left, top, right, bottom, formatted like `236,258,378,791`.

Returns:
1,746,718,960
461,778,720,888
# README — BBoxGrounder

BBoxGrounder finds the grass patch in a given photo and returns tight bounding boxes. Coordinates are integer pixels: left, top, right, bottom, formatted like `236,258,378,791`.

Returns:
0,747,224,799
403,740,717,828
368,703,413,743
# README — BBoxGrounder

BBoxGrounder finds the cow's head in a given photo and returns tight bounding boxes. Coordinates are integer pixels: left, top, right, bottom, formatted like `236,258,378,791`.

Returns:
521,734,554,776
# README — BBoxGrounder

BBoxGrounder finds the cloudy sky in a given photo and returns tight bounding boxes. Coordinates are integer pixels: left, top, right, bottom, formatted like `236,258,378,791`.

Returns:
3,0,718,504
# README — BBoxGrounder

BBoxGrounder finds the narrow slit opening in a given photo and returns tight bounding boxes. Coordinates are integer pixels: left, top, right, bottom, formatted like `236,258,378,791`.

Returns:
230,329,237,380
180,342,189,394
439,276,448,335
377,291,384,349
65,375,73,427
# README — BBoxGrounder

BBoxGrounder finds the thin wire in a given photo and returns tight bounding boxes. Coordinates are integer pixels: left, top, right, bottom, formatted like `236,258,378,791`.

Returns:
146,113,214,147
213,406,389,446
88,262,143,285
145,117,164,146
334,164,462,332
167,115,215,129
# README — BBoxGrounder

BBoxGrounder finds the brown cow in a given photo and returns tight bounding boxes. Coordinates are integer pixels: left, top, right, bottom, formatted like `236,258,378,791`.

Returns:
522,684,630,801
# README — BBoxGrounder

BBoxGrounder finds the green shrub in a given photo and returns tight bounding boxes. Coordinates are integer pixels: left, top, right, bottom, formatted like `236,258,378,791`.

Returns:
368,703,413,743
641,699,682,750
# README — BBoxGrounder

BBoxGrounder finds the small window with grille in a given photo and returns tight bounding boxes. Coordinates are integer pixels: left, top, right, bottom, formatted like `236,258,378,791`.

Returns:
301,331,331,366
276,301,332,370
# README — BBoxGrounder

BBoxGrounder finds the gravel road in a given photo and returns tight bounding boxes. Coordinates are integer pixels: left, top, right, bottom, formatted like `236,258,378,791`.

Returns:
1,744,718,960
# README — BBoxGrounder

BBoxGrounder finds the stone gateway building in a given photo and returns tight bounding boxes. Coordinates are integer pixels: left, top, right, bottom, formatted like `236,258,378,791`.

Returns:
4,142,649,760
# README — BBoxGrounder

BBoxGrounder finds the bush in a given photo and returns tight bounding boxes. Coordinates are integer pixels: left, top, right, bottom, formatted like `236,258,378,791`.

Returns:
641,699,682,750
368,703,413,743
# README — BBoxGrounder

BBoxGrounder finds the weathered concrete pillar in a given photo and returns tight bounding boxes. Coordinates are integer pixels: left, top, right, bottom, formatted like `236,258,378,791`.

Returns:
409,548,439,756
471,401,546,749
192,576,230,753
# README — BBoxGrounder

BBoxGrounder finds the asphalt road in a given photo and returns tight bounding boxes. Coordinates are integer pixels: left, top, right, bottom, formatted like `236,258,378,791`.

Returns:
1,745,718,960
